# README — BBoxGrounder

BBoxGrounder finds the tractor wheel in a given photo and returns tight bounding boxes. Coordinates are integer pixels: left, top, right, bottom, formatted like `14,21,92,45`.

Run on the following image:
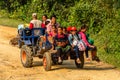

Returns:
43,52,52,71
20,45,33,68
51,54,58,65
75,52,84,69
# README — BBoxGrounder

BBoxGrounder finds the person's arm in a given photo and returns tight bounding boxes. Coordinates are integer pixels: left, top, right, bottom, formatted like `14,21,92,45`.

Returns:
29,23,33,29
64,34,69,44
46,23,52,34
68,34,73,45
39,20,42,28
61,34,68,46
80,32,91,47
55,35,59,46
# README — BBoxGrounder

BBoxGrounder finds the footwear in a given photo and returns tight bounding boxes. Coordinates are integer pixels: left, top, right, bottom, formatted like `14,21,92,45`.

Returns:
96,62,103,66
92,56,100,62
58,57,62,63
86,58,90,61
76,58,81,64
68,56,71,60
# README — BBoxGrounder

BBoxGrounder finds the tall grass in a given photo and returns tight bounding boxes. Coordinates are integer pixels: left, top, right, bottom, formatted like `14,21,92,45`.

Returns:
98,49,120,68
0,17,25,28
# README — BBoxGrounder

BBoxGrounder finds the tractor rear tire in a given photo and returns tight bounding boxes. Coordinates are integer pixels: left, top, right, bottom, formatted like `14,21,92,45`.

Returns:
43,52,52,71
20,45,33,68
75,52,84,69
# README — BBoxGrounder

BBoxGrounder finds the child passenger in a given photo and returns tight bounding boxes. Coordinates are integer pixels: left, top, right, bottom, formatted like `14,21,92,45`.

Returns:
47,25,57,50
68,27,82,63
63,27,67,35
79,25,100,62
46,15,60,35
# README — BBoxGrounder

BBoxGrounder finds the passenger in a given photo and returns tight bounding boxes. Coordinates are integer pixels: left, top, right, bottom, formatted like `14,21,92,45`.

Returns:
41,14,48,29
55,27,71,63
68,26,81,63
41,15,51,34
79,25,100,62
67,26,72,36
49,25,57,37
85,33,94,61
67,26,72,34
63,27,67,35
48,25,57,50
29,13,42,35
46,15,60,35
42,24,56,51
45,20,50,27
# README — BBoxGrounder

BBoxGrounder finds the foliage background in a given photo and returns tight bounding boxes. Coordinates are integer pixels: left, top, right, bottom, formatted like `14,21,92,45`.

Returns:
0,0,120,67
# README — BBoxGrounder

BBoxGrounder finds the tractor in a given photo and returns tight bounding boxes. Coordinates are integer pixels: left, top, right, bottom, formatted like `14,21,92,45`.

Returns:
18,27,84,71
18,27,51,68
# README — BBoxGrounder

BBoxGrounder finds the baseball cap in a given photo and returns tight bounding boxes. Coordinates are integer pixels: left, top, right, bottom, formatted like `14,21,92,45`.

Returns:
32,13,37,17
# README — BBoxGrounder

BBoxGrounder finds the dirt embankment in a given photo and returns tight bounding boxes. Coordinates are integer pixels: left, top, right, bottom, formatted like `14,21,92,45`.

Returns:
0,26,120,80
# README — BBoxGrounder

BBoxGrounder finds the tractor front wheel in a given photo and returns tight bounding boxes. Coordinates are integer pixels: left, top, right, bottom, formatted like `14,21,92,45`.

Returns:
43,52,52,71
20,45,33,68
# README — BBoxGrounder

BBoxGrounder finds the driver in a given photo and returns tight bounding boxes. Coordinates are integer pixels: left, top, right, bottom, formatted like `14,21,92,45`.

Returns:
29,13,42,36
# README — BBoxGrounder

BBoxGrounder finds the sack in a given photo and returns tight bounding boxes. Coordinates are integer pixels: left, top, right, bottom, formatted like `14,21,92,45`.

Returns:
77,40,86,51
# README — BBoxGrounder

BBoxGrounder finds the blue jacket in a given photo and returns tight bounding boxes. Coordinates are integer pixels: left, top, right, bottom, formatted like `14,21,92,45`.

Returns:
68,34,81,45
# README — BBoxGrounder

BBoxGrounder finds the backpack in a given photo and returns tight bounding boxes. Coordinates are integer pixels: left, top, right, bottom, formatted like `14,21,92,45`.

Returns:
77,40,86,51
71,33,86,51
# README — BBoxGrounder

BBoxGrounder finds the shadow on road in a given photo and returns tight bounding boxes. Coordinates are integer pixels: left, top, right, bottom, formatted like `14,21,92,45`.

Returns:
31,60,116,71
32,61,43,67
50,61,116,71
51,65,116,71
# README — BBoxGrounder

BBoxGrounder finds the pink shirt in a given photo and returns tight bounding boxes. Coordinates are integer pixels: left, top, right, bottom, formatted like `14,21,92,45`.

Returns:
46,22,60,33
46,23,52,32
79,32,91,47
49,32,57,37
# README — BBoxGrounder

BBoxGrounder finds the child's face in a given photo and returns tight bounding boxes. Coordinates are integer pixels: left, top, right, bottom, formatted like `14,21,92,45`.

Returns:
81,28,87,32
71,30,76,35
63,28,66,32
58,28,63,34
51,17,56,24
52,26,56,31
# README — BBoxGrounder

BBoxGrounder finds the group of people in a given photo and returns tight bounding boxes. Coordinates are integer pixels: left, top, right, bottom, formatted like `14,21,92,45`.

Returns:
29,13,100,64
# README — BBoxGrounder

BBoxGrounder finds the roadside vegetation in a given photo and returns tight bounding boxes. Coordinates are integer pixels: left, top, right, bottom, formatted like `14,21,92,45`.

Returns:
0,17,24,28
0,0,120,68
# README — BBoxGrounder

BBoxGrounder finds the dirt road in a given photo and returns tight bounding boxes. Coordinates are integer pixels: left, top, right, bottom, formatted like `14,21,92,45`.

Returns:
0,26,120,80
